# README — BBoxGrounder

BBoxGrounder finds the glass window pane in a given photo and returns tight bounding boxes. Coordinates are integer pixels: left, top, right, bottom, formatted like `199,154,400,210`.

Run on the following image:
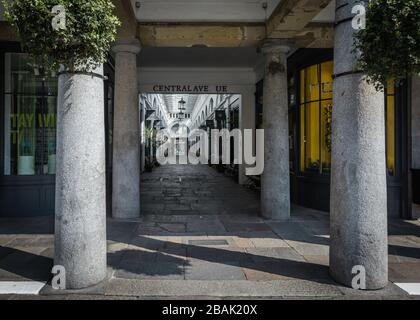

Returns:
386,95,396,176
43,97,57,174
320,61,333,100
4,94,38,175
300,69,305,104
305,65,319,102
3,53,57,176
289,110,294,172
300,104,305,171
321,100,332,174
304,102,321,173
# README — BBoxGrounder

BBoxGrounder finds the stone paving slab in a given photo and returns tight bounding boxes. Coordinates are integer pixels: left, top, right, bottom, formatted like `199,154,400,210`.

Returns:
244,248,306,263
114,262,185,280
184,260,246,280
105,279,343,298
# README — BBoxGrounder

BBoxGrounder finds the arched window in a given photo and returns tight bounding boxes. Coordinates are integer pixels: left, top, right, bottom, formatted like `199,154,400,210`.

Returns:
209,98,214,112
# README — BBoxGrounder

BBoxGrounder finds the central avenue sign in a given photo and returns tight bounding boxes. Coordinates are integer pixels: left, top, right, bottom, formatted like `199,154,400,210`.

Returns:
152,84,229,94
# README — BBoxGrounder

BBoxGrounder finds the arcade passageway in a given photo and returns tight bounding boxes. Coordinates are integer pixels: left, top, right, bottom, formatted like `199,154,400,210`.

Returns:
140,164,260,217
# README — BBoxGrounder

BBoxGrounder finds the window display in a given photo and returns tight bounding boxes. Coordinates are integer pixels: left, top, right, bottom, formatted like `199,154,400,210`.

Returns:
3,53,57,175
299,61,333,174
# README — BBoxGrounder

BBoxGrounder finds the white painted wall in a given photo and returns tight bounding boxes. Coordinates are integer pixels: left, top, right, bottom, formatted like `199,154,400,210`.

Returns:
138,67,257,184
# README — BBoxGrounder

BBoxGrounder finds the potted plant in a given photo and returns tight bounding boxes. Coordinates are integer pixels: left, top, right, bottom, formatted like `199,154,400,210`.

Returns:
3,0,121,289
3,0,120,75
353,0,420,90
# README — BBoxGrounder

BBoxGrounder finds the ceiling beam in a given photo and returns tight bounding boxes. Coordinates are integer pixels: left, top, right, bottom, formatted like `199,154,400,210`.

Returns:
269,22,334,48
139,23,266,48
267,0,332,37
113,0,138,40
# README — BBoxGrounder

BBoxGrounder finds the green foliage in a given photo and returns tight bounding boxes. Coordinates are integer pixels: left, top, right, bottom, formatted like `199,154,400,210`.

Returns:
353,0,420,91
3,0,120,72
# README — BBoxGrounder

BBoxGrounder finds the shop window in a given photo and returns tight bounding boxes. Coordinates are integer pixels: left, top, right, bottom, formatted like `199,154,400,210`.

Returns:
3,53,57,175
298,61,397,177
299,61,333,174
386,80,396,176
288,76,295,172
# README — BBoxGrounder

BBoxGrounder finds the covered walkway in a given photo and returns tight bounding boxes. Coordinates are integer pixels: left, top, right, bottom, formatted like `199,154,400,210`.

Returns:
0,165,419,298
140,164,259,217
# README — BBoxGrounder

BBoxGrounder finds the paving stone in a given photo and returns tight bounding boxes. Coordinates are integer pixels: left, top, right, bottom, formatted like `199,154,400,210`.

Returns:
158,223,186,233
185,260,246,280
286,242,330,256
245,248,306,262
223,222,271,232
105,279,342,298
39,247,54,259
241,260,331,282
336,282,408,298
250,237,289,248
114,262,185,280
389,262,420,282
232,237,254,248
187,246,251,263
157,246,187,261
107,242,129,253
7,237,36,247
303,255,329,266
0,237,13,246
269,222,323,244
186,221,226,233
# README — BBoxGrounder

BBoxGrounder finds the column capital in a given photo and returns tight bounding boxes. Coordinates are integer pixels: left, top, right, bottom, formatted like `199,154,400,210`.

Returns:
112,39,141,55
261,40,292,55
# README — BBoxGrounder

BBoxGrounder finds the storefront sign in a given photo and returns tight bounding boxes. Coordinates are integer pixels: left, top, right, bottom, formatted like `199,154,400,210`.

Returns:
152,84,229,94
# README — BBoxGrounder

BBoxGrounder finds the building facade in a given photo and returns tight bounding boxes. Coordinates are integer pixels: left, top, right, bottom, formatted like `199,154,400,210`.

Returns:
0,0,419,290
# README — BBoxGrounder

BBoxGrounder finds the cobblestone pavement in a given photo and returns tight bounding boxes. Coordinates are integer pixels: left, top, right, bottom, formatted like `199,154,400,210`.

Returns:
0,165,420,299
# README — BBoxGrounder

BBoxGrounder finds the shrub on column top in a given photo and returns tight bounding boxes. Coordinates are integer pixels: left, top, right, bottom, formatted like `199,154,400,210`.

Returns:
353,0,420,90
2,0,121,72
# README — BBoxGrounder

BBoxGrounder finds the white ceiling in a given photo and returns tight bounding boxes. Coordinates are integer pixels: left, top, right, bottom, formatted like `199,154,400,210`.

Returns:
132,0,280,23
139,47,260,68
162,94,199,115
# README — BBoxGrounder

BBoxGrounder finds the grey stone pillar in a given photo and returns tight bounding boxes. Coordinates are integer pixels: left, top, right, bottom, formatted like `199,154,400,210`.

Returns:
261,42,291,220
112,40,141,219
330,0,388,289
55,66,107,289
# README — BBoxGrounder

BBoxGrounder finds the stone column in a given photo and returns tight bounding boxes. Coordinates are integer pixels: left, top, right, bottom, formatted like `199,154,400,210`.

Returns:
112,40,141,219
330,0,388,289
261,42,290,220
55,66,107,289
